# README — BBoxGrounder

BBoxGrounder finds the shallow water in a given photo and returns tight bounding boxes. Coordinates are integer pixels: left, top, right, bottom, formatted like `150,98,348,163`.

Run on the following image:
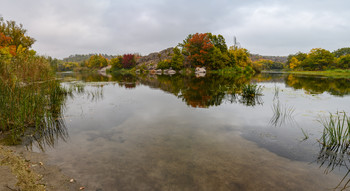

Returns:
31,72,350,190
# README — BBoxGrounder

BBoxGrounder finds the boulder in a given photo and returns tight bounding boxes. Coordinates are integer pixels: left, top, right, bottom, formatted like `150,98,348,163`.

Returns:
195,72,206,78
168,70,176,75
195,67,206,74
156,69,162,75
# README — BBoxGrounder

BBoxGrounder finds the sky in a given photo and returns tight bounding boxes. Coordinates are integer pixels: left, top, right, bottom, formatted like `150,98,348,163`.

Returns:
0,0,349,59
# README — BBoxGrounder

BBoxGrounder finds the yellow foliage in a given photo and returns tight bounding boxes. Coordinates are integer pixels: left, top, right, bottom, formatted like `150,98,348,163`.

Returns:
289,57,301,70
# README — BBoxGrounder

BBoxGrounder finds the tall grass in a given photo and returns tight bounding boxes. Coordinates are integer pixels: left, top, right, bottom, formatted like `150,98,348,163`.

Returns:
0,52,72,145
241,84,263,97
239,84,263,106
0,80,70,145
319,112,350,153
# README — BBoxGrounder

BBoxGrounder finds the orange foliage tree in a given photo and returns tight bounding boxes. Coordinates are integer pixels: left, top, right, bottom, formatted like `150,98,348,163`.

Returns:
0,32,16,56
184,33,214,68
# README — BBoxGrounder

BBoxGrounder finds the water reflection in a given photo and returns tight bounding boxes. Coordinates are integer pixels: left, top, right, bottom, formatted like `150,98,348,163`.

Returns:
24,81,70,152
254,73,350,96
35,71,350,190
119,73,263,108
24,82,104,151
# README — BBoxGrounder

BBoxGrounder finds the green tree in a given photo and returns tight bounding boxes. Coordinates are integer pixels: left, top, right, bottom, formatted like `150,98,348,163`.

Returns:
208,33,228,53
286,52,307,69
157,59,171,69
333,47,350,58
209,47,229,70
110,56,123,70
87,54,108,68
170,47,184,70
336,55,350,69
303,48,334,70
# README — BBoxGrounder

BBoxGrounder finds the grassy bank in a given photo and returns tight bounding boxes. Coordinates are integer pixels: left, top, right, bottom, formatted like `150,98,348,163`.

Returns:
287,69,350,78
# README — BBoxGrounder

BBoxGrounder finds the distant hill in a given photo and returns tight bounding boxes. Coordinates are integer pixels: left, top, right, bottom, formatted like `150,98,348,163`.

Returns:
250,54,287,63
62,54,115,63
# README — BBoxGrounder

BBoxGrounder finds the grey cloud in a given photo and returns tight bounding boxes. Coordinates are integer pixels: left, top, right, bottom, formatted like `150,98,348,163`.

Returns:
0,0,349,58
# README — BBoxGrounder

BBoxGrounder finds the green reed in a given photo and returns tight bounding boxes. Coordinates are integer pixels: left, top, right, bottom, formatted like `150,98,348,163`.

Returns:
319,112,350,150
241,84,263,98
0,79,70,145
317,112,350,190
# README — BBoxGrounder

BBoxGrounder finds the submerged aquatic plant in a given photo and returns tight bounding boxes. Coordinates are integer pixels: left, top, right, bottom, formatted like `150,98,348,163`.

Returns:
300,128,309,141
269,100,295,127
317,111,350,190
273,85,279,101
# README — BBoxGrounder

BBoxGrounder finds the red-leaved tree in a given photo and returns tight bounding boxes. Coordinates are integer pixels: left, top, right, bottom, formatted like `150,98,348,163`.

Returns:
122,54,136,69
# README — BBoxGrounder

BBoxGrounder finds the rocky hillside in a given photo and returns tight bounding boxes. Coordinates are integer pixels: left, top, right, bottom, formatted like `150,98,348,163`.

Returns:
136,47,174,70
250,54,287,63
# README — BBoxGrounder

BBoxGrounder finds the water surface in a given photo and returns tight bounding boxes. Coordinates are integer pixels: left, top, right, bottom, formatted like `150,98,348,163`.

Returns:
30,72,350,190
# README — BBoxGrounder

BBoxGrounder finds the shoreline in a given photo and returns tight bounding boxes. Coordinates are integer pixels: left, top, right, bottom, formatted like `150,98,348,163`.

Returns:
262,70,350,78
0,145,81,191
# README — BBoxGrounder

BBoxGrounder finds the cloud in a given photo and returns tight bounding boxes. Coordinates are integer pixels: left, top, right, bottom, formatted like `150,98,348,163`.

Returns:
0,0,349,58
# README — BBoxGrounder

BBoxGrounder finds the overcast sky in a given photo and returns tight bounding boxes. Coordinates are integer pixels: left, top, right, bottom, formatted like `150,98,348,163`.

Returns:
1,0,349,58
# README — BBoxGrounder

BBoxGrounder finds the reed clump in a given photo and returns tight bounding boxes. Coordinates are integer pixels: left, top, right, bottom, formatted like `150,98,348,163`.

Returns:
0,17,70,144
317,112,350,190
319,112,350,153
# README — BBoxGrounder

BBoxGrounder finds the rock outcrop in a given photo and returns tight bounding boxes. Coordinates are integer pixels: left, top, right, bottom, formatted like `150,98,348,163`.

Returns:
136,48,174,70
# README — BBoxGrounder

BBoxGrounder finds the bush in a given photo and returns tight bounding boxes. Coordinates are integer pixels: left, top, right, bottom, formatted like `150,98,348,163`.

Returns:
157,59,171,69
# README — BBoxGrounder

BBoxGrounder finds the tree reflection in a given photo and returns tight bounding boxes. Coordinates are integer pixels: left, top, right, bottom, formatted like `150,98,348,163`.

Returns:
112,73,263,108
285,74,350,96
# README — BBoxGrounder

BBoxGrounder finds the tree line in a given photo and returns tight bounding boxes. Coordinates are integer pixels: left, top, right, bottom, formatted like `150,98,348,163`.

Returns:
286,48,350,71
53,34,350,73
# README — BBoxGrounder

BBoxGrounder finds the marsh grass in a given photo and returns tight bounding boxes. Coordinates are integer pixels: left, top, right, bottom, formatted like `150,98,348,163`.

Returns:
238,84,263,106
317,112,350,190
241,84,263,97
0,80,70,145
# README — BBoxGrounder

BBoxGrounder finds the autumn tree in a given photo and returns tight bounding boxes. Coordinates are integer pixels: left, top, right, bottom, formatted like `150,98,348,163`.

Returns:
228,46,251,68
183,33,214,68
122,54,136,69
87,54,108,68
289,57,301,70
286,52,307,69
0,17,35,50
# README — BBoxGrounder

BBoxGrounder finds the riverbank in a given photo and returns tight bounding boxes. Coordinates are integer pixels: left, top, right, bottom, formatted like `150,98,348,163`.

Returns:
0,145,81,191
280,69,350,78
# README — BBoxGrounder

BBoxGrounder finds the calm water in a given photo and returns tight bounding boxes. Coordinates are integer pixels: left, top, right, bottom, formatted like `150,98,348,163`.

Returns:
30,72,350,191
